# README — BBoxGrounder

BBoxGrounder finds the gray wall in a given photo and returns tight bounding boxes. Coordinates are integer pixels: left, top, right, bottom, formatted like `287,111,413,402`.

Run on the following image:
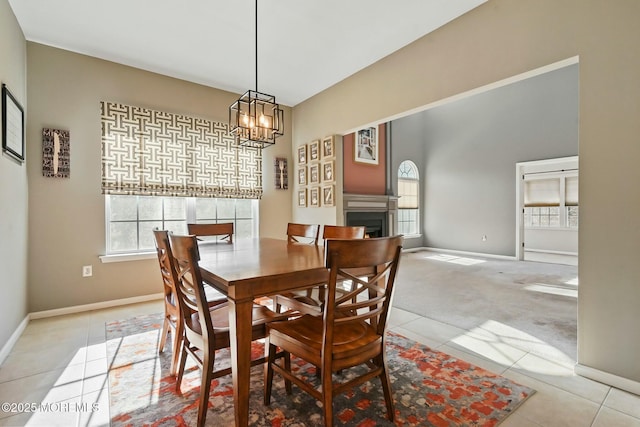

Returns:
391,64,579,256
0,0,28,357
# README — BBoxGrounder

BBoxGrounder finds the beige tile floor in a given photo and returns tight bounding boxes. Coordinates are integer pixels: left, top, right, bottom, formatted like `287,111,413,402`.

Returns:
1,300,639,426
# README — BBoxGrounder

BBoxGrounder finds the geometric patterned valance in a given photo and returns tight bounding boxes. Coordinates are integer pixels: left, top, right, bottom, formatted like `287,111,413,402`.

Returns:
101,102,263,199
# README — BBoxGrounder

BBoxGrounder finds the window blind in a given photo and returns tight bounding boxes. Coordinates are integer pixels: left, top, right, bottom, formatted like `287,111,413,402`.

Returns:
101,102,263,199
565,176,579,206
398,179,419,209
524,178,560,207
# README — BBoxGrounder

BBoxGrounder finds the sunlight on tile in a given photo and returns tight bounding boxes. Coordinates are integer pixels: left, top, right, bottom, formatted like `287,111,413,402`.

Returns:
424,254,486,265
525,283,578,298
452,319,574,371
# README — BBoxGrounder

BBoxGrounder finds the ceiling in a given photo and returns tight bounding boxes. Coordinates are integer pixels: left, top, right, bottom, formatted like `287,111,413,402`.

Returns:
8,0,486,107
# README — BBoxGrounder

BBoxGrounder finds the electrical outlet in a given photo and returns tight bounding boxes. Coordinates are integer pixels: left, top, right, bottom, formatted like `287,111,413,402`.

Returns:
82,265,93,277
482,235,487,241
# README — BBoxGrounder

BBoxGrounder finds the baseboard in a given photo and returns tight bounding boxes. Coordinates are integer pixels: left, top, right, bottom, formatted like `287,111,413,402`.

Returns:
413,246,517,261
0,315,29,366
29,293,163,320
575,363,640,395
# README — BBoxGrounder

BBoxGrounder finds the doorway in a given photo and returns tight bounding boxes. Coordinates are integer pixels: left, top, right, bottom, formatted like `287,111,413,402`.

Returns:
515,156,578,265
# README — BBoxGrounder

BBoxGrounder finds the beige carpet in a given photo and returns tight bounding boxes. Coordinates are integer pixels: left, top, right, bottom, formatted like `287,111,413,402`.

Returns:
393,250,578,360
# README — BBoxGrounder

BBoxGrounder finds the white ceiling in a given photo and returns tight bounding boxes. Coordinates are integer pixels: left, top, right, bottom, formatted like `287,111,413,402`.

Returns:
8,0,486,106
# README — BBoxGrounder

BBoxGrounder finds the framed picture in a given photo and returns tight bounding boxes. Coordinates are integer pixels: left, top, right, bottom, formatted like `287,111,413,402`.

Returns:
322,135,335,158
42,128,70,178
297,166,307,186
309,139,320,162
322,160,335,182
309,187,320,207
2,84,25,162
275,157,288,190
322,185,335,207
309,163,320,185
298,188,307,207
354,126,378,165
297,144,307,164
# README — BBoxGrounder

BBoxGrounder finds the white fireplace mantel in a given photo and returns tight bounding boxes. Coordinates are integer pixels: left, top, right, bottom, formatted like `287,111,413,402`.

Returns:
342,193,398,236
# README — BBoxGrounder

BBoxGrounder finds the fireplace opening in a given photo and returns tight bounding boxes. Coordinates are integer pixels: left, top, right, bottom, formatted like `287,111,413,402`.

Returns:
346,211,387,238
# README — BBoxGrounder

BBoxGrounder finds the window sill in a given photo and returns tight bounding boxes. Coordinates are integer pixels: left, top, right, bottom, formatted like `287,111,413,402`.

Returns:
99,252,156,263
401,234,422,239
524,227,578,231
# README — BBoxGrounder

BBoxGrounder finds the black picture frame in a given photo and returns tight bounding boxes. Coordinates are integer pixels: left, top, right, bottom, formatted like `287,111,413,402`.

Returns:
2,84,25,162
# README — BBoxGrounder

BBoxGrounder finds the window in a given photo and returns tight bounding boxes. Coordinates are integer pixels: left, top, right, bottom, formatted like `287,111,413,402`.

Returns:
101,102,263,255
397,160,420,235
106,195,258,254
523,174,578,228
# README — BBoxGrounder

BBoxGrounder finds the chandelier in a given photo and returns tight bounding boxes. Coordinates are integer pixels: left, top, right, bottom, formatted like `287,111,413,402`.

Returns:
229,0,284,149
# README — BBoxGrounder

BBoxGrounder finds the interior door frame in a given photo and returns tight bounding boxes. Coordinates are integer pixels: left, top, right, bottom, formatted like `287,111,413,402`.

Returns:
515,156,579,260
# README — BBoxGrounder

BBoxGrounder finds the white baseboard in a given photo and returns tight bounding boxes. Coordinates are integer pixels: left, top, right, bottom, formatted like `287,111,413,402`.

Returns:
411,246,517,261
0,315,29,366
29,293,163,319
1,294,163,366
575,363,640,395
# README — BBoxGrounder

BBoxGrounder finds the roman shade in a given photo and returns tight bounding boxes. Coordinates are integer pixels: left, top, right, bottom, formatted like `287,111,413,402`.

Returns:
524,178,560,207
101,102,263,199
398,179,419,209
565,176,579,206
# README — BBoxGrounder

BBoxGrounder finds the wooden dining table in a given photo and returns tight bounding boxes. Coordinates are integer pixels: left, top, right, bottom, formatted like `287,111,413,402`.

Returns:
196,238,328,427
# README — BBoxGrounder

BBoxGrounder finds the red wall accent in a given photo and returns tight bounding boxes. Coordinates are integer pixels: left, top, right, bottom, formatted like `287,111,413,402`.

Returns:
343,123,386,195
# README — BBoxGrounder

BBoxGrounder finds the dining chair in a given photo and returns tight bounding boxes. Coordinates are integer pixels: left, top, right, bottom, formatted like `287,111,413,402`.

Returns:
274,225,366,315
187,222,234,243
153,229,228,376
286,222,320,245
264,235,403,427
322,224,366,240
169,234,290,427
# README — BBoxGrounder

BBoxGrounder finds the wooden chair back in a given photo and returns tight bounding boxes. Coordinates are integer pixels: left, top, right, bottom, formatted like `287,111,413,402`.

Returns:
153,229,177,311
286,222,320,245
187,222,234,243
168,234,214,352
265,235,404,426
152,229,182,375
322,225,366,240
323,235,403,341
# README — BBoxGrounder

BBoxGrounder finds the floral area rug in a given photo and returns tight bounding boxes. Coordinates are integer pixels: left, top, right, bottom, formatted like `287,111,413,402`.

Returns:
106,313,534,426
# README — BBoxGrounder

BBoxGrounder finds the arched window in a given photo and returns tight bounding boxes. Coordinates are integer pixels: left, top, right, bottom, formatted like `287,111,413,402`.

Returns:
398,160,420,235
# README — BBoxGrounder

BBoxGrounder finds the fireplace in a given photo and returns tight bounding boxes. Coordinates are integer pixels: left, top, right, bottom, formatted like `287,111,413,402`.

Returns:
346,211,387,238
342,194,398,237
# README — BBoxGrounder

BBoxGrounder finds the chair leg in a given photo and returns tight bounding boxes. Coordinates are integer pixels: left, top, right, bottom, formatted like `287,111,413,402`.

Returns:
159,315,170,352
375,354,395,421
175,343,188,393
321,364,333,427
264,342,277,405
283,351,292,394
170,321,183,376
196,351,214,427
274,296,283,314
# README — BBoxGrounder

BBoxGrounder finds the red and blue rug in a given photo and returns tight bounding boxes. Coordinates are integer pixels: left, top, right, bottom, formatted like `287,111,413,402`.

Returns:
106,313,533,426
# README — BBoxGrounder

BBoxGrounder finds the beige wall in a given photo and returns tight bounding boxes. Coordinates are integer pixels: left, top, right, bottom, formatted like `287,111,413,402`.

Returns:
26,43,292,313
0,0,28,354
293,0,640,386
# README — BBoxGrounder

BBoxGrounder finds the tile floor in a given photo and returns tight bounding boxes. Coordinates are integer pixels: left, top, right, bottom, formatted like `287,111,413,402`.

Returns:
0,300,639,426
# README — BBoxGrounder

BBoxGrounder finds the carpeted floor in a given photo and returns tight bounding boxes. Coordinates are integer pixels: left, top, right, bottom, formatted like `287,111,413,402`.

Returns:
107,313,534,426
394,250,578,360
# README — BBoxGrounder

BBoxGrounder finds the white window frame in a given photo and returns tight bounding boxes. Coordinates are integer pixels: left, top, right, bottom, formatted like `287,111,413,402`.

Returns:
397,160,421,237
101,195,259,263
515,156,578,260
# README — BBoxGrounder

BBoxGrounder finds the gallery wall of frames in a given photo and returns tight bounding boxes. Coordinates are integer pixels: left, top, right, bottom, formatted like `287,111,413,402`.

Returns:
296,135,336,208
